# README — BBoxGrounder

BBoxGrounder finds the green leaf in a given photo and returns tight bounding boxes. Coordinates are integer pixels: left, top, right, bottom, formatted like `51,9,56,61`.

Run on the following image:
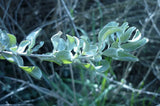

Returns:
85,45,98,56
57,38,66,51
121,37,149,51
95,60,110,72
98,21,119,42
93,54,102,62
120,27,136,43
32,41,44,52
20,66,42,79
2,53,24,66
55,50,73,64
17,40,30,53
51,31,62,52
0,29,9,51
128,29,141,42
66,34,76,51
82,39,90,55
7,33,17,48
120,22,129,33
113,50,139,62
10,46,18,52
0,54,5,60
73,36,81,53
83,63,95,70
111,41,119,48
103,48,119,57
100,27,121,42
26,28,42,53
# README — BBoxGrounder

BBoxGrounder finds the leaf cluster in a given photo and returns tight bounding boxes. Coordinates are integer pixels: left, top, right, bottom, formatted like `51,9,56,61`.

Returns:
0,22,149,79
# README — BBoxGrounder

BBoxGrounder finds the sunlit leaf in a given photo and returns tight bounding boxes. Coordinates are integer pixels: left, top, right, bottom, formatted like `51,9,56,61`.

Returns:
7,33,17,48
0,29,9,51
26,28,42,53
103,48,119,57
57,38,66,51
100,27,121,42
17,40,30,53
66,34,76,51
51,31,62,52
120,27,136,43
0,54,5,60
121,38,149,51
20,66,42,79
83,63,95,70
85,45,98,56
10,46,18,52
98,21,119,42
128,29,141,42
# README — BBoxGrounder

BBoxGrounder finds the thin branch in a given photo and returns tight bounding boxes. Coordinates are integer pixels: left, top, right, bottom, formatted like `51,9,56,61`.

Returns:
69,64,77,105
138,50,160,88
0,51,55,58
97,72,160,97
60,0,80,38
144,0,160,37
0,85,29,102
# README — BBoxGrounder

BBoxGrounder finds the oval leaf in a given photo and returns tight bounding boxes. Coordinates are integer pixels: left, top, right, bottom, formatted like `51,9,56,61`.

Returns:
121,38,149,51
20,66,42,79
7,33,17,48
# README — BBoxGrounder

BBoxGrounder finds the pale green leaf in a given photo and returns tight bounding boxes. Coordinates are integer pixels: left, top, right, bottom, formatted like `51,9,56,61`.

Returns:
7,33,17,48
0,29,9,50
128,29,141,42
51,31,62,52
98,21,119,42
32,41,44,52
113,50,139,62
121,38,149,51
100,27,121,42
66,34,76,51
120,27,136,43
120,22,129,33
10,46,18,52
57,38,66,51
102,48,119,57
26,28,42,53
85,45,98,56
95,60,110,72
93,54,102,62
55,50,73,64
17,40,30,53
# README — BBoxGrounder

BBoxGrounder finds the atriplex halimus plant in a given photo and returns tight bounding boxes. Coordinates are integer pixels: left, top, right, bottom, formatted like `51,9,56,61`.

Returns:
0,21,149,79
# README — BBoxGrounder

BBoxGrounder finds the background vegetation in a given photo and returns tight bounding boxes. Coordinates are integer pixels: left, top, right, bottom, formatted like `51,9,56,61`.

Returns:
0,0,160,105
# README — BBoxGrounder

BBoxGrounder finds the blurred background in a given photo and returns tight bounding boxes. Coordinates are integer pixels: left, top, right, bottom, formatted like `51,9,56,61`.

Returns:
0,0,160,105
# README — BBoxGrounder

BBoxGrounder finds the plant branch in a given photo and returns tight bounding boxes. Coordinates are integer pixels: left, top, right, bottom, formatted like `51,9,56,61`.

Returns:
0,51,55,58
